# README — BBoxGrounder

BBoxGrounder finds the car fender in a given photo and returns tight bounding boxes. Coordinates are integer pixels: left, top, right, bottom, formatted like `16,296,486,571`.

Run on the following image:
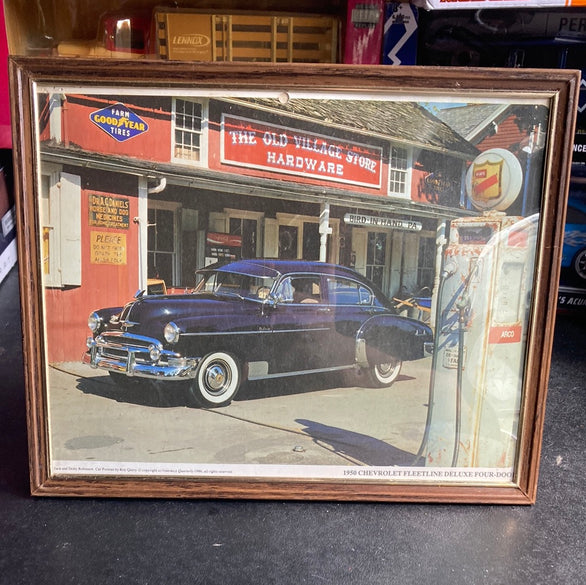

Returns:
355,314,432,366
97,306,124,327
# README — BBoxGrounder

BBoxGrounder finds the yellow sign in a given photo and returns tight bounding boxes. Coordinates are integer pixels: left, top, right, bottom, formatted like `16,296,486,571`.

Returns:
472,159,503,201
89,194,130,229
90,231,127,265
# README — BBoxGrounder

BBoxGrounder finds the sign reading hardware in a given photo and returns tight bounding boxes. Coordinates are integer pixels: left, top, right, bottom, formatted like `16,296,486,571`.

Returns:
344,213,422,231
222,115,383,189
89,194,130,229
90,103,149,142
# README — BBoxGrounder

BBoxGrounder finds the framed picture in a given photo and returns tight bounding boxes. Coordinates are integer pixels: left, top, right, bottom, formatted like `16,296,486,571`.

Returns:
10,58,579,503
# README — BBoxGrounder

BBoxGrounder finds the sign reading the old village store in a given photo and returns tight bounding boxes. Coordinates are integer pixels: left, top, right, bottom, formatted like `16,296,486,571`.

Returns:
222,114,383,189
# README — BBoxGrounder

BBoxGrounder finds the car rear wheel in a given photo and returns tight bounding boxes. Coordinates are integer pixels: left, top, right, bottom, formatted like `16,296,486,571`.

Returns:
366,359,402,387
188,351,241,408
573,248,586,281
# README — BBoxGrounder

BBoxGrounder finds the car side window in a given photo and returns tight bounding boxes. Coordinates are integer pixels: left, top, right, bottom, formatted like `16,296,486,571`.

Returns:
327,277,373,306
276,276,322,303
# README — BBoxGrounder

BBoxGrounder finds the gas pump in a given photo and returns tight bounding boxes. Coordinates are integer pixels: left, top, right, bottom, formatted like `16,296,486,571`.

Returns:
423,212,538,469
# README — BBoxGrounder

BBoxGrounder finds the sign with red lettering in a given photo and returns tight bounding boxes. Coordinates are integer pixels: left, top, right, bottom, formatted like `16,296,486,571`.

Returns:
221,114,382,189
206,233,242,248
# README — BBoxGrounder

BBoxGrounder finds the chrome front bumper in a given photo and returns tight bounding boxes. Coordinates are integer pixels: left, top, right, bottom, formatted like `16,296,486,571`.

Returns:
84,331,199,380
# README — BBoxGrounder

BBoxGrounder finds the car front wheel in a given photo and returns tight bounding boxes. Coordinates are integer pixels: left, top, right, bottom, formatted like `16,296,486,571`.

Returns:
366,359,402,387
188,351,241,408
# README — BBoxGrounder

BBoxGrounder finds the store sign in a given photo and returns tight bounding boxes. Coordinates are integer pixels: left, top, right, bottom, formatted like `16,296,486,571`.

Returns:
488,324,522,345
221,115,382,189
89,194,130,229
344,213,422,231
419,0,585,8
206,232,242,261
90,103,149,142
465,148,523,212
90,231,127,265
206,233,242,248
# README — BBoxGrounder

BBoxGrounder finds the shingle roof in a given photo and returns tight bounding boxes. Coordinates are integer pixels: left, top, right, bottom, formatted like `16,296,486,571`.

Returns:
234,98,479,158
435,104,508,141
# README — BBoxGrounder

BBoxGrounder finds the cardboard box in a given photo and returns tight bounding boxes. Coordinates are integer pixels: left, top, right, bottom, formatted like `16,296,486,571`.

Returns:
416,0,586,9
155,9,339,63
382,2,418,65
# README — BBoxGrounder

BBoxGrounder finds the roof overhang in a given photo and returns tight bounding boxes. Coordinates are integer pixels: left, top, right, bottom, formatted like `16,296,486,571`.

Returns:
41,145,477,221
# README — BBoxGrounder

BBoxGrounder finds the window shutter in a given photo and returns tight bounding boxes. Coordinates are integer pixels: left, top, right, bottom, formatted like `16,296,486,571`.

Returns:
59,172,81,286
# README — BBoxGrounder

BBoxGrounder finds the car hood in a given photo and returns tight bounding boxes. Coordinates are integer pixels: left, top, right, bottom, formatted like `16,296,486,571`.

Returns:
114,293,258,334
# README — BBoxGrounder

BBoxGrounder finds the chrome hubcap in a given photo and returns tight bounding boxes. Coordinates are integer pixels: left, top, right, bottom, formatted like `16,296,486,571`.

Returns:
205,363,229,393
379,362,394,375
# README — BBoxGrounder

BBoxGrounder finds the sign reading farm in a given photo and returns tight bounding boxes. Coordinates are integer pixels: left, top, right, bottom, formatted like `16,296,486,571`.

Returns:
221,114,382,189
90,103,149,142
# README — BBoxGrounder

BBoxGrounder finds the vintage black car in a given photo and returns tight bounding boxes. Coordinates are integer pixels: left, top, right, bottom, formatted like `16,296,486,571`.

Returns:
84,260,433,407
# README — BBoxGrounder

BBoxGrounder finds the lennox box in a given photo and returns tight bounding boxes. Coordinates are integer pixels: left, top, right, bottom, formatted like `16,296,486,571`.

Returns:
155,9,339,63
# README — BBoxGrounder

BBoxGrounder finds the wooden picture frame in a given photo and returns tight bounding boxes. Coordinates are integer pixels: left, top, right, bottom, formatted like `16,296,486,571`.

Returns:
10,58,579,503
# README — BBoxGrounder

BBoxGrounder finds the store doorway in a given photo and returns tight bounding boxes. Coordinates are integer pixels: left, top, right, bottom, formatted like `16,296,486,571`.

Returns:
302,222,320,261
366,231,387,290
148,201,180,286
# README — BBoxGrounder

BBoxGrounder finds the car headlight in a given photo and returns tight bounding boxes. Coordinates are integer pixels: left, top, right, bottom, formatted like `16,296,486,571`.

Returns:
88,312,102,333
164,321,181,344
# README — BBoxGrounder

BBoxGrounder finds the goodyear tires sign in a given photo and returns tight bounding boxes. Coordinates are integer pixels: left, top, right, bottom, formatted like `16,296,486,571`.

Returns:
90,103,149,142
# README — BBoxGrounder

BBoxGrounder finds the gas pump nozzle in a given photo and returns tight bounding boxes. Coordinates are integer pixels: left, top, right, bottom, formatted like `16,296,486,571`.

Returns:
441,259,458,281
452,289,471,466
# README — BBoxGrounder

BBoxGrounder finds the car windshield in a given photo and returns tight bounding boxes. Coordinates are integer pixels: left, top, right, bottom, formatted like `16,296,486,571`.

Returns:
194,270,276,301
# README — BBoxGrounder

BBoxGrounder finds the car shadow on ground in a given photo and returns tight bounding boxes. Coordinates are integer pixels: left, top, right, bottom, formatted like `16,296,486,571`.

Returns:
239,370,414,402
77,375,190,408
76,370,415,408
296,419,417,466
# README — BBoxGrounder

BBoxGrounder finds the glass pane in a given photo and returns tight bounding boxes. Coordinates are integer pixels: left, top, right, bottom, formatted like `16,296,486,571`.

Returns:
156,210,174,252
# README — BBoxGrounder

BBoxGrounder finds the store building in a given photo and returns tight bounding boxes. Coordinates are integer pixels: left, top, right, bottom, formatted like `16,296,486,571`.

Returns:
39,91,482,362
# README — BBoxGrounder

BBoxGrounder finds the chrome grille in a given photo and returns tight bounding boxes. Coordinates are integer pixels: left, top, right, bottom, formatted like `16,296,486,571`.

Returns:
96,332,161,365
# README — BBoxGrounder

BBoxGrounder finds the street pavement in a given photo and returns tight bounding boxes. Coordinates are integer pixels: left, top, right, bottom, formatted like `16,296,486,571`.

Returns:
47,358,432,469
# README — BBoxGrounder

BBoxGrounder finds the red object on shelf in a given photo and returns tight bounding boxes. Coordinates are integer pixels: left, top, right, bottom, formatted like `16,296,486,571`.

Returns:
0,1,11,148
343,0,385,64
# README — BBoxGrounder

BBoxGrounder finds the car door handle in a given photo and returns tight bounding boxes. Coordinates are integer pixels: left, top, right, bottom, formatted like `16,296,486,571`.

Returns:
317,307,331,312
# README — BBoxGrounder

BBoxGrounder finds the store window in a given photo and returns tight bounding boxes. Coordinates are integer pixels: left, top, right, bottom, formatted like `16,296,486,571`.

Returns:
389,145,409,196
173,98,207,164
366,232,387,290
229,217,257,259
279,225,298,259
417,235,436,292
